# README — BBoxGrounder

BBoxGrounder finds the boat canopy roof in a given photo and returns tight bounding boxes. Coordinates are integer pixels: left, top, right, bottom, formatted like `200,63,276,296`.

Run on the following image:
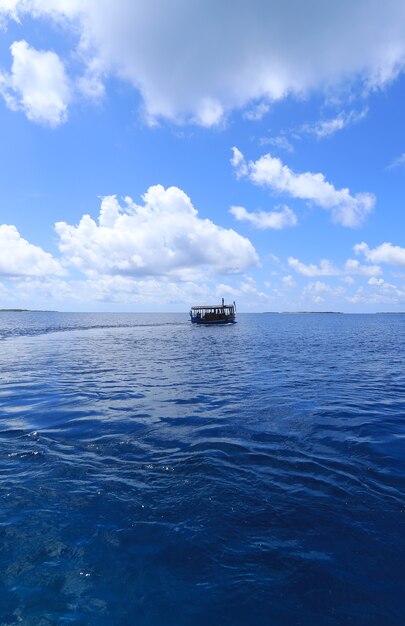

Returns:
191,303,235,311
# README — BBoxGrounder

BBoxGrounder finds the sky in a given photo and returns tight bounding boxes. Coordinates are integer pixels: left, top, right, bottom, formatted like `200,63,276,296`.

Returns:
0,0,405,312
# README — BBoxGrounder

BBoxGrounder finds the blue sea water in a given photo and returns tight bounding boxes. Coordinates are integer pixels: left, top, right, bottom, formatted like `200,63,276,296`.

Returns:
0,311,404,625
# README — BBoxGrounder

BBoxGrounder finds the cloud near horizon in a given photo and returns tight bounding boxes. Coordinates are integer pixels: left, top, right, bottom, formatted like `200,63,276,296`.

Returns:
55,185,259,279
2,1,405,125
288,256,382,277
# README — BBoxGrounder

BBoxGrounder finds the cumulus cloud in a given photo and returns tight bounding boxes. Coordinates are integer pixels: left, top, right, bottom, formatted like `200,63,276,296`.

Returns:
232,148,375,227
367,276,404,295
0,224,64,276
2,2,405,124
288,257,338,276
343,259,382,276
0,40,71,126
288,256,382,277
55,185,258,278
354,242,405,267
230,204,297,229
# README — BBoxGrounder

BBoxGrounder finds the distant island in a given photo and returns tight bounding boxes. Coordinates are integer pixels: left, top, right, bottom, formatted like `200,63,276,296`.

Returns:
0,309,57,313
263,311,343,314
283,311,343,314
261,311,405,315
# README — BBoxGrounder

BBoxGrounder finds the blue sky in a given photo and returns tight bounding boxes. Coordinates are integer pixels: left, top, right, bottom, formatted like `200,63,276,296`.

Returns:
0,1,405,312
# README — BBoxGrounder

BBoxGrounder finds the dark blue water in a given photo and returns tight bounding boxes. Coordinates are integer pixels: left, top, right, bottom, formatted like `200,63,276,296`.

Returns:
0,312,404,625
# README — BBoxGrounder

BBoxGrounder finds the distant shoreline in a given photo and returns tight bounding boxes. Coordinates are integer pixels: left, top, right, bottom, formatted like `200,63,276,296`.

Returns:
263,311,343,314
0,309,57,313
262,311,405,315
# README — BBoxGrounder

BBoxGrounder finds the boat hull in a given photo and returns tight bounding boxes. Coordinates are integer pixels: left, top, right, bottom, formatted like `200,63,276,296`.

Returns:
190,316,236,325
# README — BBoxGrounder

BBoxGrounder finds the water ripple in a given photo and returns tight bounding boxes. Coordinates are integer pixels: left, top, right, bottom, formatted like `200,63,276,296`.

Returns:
0,312,404,624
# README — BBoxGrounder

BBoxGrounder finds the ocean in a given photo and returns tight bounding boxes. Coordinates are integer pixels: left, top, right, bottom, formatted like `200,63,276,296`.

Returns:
0,312,404,625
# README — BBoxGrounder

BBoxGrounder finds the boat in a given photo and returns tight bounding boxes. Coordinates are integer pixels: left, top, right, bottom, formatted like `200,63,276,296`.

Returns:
190,298,237,324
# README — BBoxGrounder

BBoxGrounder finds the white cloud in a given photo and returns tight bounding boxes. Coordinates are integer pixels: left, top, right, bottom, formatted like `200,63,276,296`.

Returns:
288,256,382,277
3,2,405,124
85,274,270,306
309,116,345,138
0,1,82,20
386,152,405,170
282,275,296,288
300,108,368,139
0,224,64,276
269,253,281,265
259,135,294,152
288,258,338,276
347,276,405,304
354,242,405,267
367,276,403,294
194,97,224,127
238,276,269,300
55,185,258,278
340,276,355,284
343,259,381,276
76,66,105,102
368,277,385,286
230,147,246,174
0,274,222,308
72,275,214,305
6,277,75,304
305,281,330,293
232,148,375,227
303,280,344,297
230,204,297,229
243,102,270,121
0,40,71,126
215,283,239,298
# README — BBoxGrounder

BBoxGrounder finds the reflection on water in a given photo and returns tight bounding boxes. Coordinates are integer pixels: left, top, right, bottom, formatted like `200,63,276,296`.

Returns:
0,313,404,625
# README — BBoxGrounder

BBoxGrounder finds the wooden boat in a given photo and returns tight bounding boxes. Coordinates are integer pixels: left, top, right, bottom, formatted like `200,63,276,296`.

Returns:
190,299,237,324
